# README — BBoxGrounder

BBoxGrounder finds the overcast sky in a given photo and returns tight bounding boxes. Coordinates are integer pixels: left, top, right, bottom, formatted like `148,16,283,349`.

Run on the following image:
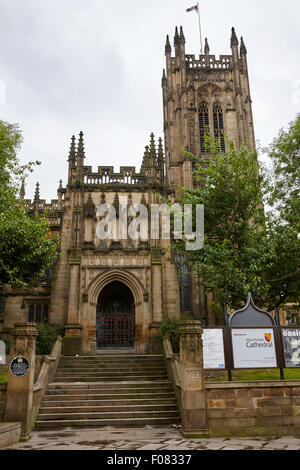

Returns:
0,0,299,201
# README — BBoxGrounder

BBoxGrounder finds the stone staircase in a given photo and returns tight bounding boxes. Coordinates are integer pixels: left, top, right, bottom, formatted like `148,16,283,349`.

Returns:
35,354,180,429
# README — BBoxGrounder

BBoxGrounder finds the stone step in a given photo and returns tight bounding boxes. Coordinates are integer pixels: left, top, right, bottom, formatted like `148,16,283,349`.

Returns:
57,364,165,371
46,381,172,391
42,397,176,406
39,404,178,414
36,410,180,421
45,389,174,399
35,416,180,430
53,376,168,383
55,369,166,375
35,354,180,430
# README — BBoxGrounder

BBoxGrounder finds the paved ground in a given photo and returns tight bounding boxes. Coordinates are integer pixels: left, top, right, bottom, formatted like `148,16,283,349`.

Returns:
3,426,300,450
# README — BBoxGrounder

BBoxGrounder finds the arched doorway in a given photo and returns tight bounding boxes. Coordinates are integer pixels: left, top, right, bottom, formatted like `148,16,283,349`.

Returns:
96,281,135,349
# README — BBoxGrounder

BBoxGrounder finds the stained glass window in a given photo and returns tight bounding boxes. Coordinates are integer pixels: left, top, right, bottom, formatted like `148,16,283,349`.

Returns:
213,104,225,152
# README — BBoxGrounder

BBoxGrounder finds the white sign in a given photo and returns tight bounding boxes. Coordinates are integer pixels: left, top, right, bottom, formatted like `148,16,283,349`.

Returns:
203,328,225,369
231,328,277,369
282,328,300,368
0,340,5,364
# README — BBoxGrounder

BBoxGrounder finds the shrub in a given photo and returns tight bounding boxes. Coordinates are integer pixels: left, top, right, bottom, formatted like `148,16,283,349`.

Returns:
160,316,180,353
36,324,64,355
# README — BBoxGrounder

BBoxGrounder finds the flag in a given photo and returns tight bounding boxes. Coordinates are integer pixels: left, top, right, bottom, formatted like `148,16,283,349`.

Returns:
186,4,198,13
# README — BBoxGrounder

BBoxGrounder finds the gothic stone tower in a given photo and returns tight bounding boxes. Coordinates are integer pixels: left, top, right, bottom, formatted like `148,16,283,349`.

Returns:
162,26,255,188
1,26,257,352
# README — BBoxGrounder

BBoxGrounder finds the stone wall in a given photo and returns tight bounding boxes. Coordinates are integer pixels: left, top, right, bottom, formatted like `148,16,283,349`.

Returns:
0,384,7,421
206,381,300,437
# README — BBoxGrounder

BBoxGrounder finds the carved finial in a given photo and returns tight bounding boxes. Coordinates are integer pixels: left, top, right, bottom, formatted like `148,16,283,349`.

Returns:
59,179,63,190
240,36,247,55
174,26,179,45
68,135,76,165
179,26,185,43
77,131,85,160
34,182,40,203
157,137,164,166
204,37,210,55
231,27,238,47
165,34,171,54
20,179,25,200
149,133,156,160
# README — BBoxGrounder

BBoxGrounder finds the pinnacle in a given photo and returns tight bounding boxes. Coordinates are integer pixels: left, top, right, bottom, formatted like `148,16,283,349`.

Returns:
165,35,171,54
174,26,179,45
240,36,247,55
20,179,25,200
34,182,40,202
68,135,76,163
231,27,238,46
204,37,210,55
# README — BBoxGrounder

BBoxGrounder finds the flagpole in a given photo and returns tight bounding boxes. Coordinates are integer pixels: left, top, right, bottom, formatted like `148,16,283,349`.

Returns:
197,3,203,55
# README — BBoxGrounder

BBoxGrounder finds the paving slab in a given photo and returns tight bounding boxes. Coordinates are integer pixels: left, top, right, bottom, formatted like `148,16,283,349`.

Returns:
3,427,300,450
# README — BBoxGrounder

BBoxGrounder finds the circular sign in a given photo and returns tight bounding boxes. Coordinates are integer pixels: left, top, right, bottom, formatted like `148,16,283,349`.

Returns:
9,356,30,377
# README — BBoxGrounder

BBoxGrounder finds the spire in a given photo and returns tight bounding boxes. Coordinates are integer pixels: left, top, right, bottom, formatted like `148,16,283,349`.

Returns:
231,27,238,47
34,182,40,203
240,36,247,55
68,135,76,166
179,26,185,44
149,132,157,166
20,179,25,200
204,37,210,55
157,137,164,166
165,34,171,54
77,131,85,160
59,179,63,190
174,26,180,46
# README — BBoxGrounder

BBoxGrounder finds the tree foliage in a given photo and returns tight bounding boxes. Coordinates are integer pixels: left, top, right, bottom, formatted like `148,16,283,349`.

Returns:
0,120,60,286
175,122,300,313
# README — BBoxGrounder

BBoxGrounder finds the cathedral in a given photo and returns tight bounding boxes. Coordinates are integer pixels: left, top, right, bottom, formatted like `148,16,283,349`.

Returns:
1,26,256,355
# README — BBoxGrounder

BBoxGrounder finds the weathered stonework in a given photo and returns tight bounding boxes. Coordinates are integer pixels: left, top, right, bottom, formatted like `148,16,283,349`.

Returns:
0,26,258,351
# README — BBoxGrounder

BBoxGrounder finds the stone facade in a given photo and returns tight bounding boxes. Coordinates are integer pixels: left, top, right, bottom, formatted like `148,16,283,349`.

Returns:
0,26,256,353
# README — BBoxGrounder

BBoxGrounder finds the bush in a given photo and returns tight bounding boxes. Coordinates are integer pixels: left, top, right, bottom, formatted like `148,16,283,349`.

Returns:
36,324,64,355
160,316,180,353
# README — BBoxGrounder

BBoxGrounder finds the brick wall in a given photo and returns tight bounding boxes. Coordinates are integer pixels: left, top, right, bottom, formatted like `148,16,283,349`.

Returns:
206,381,300,437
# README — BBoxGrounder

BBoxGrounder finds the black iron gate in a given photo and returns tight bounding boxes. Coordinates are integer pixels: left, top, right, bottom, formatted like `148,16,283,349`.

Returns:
96,298,135,349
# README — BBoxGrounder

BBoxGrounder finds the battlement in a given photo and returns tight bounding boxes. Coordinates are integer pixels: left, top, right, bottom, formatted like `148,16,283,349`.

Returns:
185,54,232,70
83,166,147,186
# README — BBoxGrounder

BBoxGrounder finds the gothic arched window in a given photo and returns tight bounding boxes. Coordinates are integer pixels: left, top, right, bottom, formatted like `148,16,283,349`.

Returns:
213,104,225,152
199,104,209,153
28,303,49,323
174,253,191,312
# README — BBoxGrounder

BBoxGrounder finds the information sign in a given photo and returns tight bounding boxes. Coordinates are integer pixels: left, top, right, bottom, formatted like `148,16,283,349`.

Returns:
203,328,225,369
231,328,277,369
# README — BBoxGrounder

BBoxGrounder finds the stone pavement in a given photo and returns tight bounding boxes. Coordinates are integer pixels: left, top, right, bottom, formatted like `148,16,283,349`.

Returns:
2,426,300,450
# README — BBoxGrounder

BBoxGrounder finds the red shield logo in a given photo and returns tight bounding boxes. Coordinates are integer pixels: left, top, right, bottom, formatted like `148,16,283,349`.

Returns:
264,333,271,343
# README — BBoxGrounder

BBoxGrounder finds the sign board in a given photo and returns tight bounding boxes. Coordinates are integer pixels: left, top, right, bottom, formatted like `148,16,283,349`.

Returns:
9,356,30,377
0,341,5,364
203,328,225,369
231,328,277,369
282,328,300,368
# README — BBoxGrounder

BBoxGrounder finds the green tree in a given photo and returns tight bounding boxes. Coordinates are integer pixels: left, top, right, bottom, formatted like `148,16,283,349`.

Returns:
265,114,300,231
0,120,60,286
175,130,300,314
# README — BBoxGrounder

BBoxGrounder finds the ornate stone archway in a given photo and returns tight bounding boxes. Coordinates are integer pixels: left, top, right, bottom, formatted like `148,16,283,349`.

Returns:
86,269,147,352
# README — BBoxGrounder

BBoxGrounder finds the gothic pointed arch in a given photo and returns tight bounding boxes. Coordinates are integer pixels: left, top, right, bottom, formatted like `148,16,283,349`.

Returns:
213,103,225,152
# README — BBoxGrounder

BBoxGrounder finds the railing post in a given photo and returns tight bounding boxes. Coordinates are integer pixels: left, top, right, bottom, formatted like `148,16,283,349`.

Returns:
179,320,209,437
